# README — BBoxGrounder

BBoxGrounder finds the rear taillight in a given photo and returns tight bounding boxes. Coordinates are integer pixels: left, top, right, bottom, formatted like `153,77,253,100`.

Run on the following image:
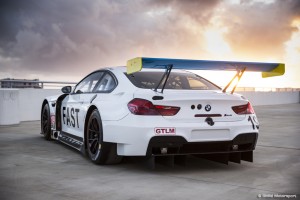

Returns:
127,98,180,116
232,102,255,115
154,105,180,116
127,98,159,115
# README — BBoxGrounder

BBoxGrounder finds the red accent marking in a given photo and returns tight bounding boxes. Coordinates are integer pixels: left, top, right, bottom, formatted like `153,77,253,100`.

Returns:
154,127,176,135
194,114,222,117
50,115,55,127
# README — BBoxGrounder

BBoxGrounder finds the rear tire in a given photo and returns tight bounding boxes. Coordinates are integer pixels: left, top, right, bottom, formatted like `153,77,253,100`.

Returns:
86,109,122,165
41,103,51,140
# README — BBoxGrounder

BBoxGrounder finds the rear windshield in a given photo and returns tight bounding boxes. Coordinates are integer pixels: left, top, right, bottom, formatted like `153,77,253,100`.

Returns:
125,71,221,90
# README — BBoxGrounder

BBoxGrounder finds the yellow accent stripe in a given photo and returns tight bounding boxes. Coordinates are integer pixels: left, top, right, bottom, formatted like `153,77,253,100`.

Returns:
262,63,285,78
127,57,142,74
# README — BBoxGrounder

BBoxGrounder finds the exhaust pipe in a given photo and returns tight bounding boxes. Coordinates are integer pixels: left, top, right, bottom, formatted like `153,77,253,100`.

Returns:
52,131,58,140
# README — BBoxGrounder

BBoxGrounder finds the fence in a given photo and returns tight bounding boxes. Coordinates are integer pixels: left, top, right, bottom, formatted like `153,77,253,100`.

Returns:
235,87,300,92
0,80,77,89
0,86,299,125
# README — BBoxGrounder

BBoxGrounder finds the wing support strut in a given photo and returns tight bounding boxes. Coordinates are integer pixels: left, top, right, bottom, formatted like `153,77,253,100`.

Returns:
153,64,173,93
222,67,246,94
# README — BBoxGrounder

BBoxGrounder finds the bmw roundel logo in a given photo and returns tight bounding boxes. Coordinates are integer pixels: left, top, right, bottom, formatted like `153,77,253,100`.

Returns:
205,104,211,112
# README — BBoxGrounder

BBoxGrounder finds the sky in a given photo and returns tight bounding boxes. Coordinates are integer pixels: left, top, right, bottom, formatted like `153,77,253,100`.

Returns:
0,0,300,88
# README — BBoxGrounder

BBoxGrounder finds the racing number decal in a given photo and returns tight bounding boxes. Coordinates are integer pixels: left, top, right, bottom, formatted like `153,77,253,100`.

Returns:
248,116,255,130
62,107,80,128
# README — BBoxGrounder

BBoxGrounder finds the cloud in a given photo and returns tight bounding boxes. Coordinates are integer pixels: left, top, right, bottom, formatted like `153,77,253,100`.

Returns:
0,0,221,78
220,0,300,60
0,0,299,87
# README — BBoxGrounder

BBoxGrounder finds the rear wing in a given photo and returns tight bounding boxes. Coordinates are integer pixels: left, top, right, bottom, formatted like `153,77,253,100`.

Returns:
127,57,284,77
126,57,285,93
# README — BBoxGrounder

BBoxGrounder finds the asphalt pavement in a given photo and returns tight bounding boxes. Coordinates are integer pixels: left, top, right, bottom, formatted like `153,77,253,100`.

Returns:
0,104,299,200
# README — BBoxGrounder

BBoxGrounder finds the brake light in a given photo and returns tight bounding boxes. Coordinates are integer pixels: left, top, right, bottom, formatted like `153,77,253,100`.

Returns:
128,98,180,116
232,102,255,115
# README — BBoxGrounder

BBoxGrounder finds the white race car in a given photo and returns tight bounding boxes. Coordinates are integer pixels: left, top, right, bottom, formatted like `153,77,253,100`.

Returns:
41,57,284,166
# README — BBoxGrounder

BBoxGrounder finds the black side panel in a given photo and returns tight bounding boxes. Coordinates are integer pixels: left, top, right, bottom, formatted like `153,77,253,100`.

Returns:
229,152,241,164
241,151,253,162
195,153,229,165
61,131,83,142
58,131,84,150
56,94,68,131
147,133,258,156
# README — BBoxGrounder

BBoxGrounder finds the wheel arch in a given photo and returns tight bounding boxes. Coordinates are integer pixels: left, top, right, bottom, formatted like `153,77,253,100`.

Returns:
84,104,122,164
41,99,49,121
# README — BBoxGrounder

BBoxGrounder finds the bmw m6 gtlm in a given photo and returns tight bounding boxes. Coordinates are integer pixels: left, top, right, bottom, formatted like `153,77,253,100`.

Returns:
41,57,285,165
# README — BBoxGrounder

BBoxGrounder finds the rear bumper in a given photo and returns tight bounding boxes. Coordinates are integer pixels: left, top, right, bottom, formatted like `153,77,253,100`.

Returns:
102,113,259,156
147,132,258,156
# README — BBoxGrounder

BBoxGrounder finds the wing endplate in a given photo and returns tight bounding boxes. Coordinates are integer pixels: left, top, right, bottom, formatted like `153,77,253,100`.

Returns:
262,63,285,78
127,57,142,74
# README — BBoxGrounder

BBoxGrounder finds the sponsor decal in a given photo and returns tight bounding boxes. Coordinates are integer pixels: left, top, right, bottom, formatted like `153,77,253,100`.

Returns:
50,115,55,128
62,107,80,128
155,127,176,135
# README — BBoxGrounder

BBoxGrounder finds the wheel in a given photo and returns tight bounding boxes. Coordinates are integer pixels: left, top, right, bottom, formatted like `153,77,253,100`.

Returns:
41,103,51,140
86,109,122,165
86,110,106,164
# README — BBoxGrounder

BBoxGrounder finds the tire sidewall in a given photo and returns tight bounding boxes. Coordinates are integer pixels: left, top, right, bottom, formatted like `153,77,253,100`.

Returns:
86,110,106,163
41,104,51,140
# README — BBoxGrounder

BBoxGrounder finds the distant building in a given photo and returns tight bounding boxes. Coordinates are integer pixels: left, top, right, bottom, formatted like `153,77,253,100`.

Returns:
0,78,42,89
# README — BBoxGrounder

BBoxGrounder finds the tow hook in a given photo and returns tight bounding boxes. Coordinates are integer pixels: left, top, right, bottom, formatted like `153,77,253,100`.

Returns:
205,117,214,126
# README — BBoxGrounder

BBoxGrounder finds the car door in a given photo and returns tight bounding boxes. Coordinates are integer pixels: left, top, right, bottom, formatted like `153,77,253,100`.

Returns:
61,71,104,139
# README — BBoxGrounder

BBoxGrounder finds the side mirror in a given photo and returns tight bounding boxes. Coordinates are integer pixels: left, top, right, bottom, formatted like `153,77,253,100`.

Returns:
61,86,72,94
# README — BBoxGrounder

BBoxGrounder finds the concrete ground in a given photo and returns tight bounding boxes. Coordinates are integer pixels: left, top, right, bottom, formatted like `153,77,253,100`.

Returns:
0,104,299,200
